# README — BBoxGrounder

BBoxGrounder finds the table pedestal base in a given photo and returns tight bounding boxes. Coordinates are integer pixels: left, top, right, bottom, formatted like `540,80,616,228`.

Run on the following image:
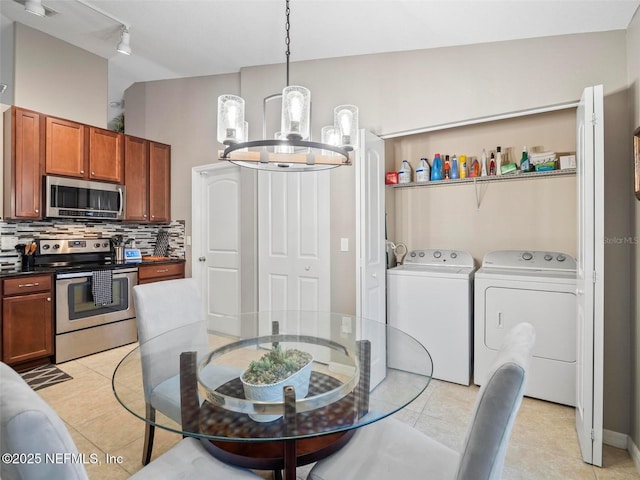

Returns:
201,430,354,479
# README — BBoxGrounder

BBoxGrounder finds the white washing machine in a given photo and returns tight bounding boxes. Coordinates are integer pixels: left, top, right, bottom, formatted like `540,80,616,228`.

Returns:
387,249,476,385
474,250,577,406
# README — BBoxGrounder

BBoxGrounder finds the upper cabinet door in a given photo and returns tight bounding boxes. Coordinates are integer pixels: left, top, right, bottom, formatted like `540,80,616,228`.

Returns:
45,116,86,178
89,127,123,183
7,107,43,219
124,135,149,221
149,141,171,223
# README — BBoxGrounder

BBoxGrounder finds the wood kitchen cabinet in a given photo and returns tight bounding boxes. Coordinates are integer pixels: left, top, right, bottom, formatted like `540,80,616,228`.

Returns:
1,274,54,367
124,137,171,223
124,135,150,221
88,127,123,183
3,107,44,219
45,116,86,178
45,116,123,183
149,141,171,223
137,262,185,284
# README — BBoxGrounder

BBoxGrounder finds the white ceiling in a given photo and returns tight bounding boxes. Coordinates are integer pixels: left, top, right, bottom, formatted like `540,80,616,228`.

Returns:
2,0,639,115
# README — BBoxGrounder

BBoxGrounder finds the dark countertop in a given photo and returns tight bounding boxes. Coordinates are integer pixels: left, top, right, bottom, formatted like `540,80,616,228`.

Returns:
0,258,185,279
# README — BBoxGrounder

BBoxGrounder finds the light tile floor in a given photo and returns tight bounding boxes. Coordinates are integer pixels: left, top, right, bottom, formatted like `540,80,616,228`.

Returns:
36,344,639,480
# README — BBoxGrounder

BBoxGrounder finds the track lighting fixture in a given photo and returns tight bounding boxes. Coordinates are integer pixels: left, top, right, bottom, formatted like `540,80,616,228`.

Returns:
117,27,131,55
24,0,45,16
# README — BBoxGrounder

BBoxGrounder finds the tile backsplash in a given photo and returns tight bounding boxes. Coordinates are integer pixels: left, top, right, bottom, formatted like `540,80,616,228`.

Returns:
0,220,185,273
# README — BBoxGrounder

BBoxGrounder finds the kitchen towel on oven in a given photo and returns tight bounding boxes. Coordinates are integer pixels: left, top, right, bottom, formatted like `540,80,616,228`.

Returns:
91,270,113,306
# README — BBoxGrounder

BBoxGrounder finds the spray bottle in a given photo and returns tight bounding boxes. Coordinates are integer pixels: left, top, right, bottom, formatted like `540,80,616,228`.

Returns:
459,155,467,178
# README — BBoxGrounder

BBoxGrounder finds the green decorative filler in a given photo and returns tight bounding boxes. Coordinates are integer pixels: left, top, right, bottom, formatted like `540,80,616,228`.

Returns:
242,345,312,385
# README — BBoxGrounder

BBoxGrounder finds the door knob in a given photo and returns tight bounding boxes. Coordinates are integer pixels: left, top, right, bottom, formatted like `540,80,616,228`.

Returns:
576,288,584,296
198,256,206,262
372,273,377,278
305,266,310,271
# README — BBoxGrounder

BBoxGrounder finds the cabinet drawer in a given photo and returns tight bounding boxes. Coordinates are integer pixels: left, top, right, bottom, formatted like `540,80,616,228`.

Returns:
138,263,185,282
3,275,52,296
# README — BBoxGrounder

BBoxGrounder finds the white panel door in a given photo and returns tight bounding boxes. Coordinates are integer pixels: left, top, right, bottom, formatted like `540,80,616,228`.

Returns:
258,170,330,313
575,85,604,466
356,130,386,388
192,164,242,336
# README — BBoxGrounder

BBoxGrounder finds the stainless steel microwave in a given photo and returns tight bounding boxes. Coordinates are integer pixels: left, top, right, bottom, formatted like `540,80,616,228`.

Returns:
45,175,126,220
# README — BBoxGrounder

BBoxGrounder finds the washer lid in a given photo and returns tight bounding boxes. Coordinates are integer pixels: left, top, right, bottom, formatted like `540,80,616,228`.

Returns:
389,263,475,276
481,250,576,273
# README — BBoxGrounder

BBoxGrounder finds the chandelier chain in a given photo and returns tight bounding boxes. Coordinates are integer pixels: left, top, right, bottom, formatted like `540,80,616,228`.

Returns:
285,0,291,86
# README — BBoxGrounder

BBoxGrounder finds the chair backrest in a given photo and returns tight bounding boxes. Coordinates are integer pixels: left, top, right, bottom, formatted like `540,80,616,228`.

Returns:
0,362,89,480
133,278,209,397
456,322,536,480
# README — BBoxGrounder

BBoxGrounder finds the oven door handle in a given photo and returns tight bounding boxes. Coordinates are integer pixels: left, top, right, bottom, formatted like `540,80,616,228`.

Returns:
56,267,138,280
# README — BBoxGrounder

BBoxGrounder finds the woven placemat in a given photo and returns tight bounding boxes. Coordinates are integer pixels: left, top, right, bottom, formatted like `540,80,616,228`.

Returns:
20,364,73,391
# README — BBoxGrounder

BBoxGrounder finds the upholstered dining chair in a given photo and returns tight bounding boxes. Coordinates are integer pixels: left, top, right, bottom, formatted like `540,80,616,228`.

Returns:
0,361,261,480
307,322,536,480
133,278,240,465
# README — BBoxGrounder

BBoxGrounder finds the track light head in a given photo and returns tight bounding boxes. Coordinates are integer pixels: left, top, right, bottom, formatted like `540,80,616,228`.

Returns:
24,0,46,16
117,27,131,55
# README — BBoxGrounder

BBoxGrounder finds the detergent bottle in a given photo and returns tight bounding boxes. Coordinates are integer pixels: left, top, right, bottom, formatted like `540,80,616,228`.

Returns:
496,146,503,175
450,155,459,179
459,154,467,178
416,158,430,182
431,153,443,181
398,159,412,184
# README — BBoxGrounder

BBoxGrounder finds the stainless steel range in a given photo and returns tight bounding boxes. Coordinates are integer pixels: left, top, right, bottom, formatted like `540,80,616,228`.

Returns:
34,238,138,363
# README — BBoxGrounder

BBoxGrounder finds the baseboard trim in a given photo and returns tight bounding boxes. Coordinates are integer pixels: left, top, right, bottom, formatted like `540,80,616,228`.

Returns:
604,429,628,449
629,436,640,474
603,429,640,474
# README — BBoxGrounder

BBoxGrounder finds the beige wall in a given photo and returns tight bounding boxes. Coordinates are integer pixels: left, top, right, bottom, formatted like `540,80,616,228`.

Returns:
627,4,640,456
123,73,242,278
13,23,107,127
388,108,577,262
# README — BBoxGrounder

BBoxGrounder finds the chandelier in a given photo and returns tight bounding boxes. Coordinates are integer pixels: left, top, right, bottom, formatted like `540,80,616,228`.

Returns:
216,0,359,171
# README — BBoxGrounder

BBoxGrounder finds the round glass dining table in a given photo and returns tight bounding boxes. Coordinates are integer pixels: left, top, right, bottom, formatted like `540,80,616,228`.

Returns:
112,311,432,480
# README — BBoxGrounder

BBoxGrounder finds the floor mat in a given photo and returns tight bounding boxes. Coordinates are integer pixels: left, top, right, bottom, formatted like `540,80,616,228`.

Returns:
20,364,73,391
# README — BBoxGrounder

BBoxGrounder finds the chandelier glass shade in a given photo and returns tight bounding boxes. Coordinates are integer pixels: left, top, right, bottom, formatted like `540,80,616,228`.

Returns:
216,0,359,171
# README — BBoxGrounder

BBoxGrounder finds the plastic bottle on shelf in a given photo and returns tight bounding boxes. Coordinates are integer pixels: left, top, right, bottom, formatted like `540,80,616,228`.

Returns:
480,149,488,176
469,157,480,177
496,146,503,175
489,151,496,175
416,158,430,183
398,159,412,184
431,154,443,181
459,154,467,178
520,146,530,173
450,155,459,179
444,155,451,179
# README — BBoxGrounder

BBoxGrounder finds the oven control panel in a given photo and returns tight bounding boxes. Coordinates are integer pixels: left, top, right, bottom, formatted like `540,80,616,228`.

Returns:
38,239,111,255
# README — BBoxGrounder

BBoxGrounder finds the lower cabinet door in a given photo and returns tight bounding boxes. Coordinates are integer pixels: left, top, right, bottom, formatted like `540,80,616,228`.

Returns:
2,293,53,365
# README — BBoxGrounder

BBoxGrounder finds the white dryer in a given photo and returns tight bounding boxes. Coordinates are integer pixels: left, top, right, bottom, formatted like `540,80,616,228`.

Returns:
474,250,577,406
387,249,476,385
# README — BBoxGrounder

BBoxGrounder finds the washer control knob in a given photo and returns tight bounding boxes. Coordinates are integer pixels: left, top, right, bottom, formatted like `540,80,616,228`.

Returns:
42,244,50,250
94,242,101,248
544,254,553,261
450,252,458,259
410,252,416,257
557,254,566,262
418,251,425,257
53,244,60,250
103,242,109,248
522,252,533,261
433,251,442,259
